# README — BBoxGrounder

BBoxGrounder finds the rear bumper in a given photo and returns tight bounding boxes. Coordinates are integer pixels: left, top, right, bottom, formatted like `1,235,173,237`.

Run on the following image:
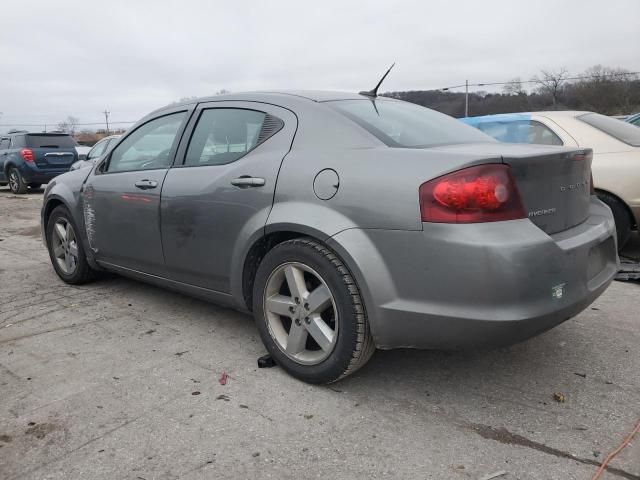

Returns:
328,197,618,350
17,163,69,184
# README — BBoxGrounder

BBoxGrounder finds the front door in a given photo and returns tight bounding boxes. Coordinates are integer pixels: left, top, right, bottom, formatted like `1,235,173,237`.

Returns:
161,101,297,292
83,109,189,276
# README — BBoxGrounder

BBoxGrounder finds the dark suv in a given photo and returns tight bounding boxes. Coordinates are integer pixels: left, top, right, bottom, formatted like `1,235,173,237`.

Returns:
0,132,78,194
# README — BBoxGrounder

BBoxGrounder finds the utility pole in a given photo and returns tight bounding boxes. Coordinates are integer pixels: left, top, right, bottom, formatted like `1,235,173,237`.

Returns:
465,79,469,117
103,109,110,135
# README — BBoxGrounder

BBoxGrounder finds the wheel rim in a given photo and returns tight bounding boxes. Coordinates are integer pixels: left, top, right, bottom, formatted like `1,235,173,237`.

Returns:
263,262,338,365
9,170,19,192
51,218,79,275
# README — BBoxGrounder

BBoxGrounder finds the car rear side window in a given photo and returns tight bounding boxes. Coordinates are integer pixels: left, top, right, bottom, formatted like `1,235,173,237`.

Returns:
0,138,9,149
330,100,494,148
25,134,77,148
578,113,640,147
87,138,109,159
184,109,270,166
475,120,563,146
11,136,26,148
107,112,186,173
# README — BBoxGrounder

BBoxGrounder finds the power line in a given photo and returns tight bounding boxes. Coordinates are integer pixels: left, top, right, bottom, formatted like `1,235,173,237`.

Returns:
0,121,135,127
439,71,640,91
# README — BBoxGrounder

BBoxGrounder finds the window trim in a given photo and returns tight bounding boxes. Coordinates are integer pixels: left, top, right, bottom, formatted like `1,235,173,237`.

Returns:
173,107,282,169
99,110,191,175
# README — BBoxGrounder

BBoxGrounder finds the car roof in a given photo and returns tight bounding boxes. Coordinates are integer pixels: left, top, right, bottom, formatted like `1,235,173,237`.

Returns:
153,90,381,115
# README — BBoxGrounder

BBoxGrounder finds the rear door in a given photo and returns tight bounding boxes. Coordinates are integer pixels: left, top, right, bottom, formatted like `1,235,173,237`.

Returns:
83,108,190,276
24,134,78,170
161,101,296,292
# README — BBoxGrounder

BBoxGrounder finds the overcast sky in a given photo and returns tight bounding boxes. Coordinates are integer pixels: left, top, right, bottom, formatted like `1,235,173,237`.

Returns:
1,0,638,132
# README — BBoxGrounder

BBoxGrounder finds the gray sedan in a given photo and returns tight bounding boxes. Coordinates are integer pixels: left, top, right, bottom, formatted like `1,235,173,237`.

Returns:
41,91,618,383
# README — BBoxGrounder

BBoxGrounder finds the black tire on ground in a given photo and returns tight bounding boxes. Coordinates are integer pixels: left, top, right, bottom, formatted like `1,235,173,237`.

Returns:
28,183,42,189
46,205,97,284
252,237,375,384
597,191,632,251
8,167,28,194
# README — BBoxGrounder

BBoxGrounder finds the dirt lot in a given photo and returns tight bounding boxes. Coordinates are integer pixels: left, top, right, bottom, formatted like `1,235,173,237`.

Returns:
1,187,639,480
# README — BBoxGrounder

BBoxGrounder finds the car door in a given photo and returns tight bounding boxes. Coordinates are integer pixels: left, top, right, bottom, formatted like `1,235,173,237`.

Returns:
161,101,296,292
83,108,191,276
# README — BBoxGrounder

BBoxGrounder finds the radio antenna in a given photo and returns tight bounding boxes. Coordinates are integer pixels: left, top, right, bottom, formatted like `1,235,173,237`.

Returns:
359,63,395,98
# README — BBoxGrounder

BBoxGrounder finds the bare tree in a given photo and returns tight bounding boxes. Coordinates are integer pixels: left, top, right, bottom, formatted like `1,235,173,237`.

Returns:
502,77,525,96
56,116,79,135
216,89,230,95
532,68,569,108
570,65,639,114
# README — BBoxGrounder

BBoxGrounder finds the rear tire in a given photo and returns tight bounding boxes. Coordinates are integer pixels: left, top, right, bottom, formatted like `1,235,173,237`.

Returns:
253,238,375,384
597,192,631,251
8,168,27,194
46,206,96,284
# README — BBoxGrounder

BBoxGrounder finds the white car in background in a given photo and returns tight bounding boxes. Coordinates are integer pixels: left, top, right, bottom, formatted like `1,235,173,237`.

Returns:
70,135,121,171
462,111,640,249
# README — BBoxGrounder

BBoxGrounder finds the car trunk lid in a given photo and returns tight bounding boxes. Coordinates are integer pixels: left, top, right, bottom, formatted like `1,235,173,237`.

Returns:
430,143,592,234
504,148,592,234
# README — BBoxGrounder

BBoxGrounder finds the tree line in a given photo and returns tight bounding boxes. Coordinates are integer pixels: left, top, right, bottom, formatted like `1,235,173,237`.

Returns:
383,65,640,118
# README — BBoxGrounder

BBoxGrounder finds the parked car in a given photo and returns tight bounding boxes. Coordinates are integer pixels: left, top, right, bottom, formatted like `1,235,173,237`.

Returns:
41,92,618,384
0,132,78,193
75,145,92,160
626,113,640,127
461,111,640,249
70,135,121,171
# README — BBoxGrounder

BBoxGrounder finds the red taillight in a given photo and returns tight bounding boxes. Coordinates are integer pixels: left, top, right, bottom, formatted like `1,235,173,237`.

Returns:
20,148,34,162
419,164,526,223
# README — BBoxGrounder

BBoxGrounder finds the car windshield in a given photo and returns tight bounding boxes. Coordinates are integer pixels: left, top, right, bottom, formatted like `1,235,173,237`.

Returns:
329,99,494,148
578,113,640,147
25,134,77,148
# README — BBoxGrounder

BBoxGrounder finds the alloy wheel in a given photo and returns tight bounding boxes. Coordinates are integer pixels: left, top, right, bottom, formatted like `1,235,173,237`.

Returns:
9,170,19,193
263,262,338,365
51,218,79,275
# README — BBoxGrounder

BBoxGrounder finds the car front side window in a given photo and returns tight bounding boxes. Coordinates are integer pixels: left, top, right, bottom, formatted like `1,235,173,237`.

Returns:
106,112,186,173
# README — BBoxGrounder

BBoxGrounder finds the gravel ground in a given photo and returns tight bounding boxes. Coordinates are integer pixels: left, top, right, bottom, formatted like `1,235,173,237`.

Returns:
1,187,638,480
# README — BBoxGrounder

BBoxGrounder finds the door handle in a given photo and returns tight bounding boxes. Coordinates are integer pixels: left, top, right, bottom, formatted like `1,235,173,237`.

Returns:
231,176,265,188
134,179,158,190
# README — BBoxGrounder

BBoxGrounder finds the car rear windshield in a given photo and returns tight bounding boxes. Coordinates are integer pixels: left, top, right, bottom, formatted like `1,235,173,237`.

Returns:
25,134,77,148
577,113,640,147
329,99,494,148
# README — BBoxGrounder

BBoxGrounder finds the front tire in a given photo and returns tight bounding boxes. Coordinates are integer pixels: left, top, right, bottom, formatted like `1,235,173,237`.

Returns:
253,238,375,384
46,206,96,284
597,192,631,251
8,168,27,194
